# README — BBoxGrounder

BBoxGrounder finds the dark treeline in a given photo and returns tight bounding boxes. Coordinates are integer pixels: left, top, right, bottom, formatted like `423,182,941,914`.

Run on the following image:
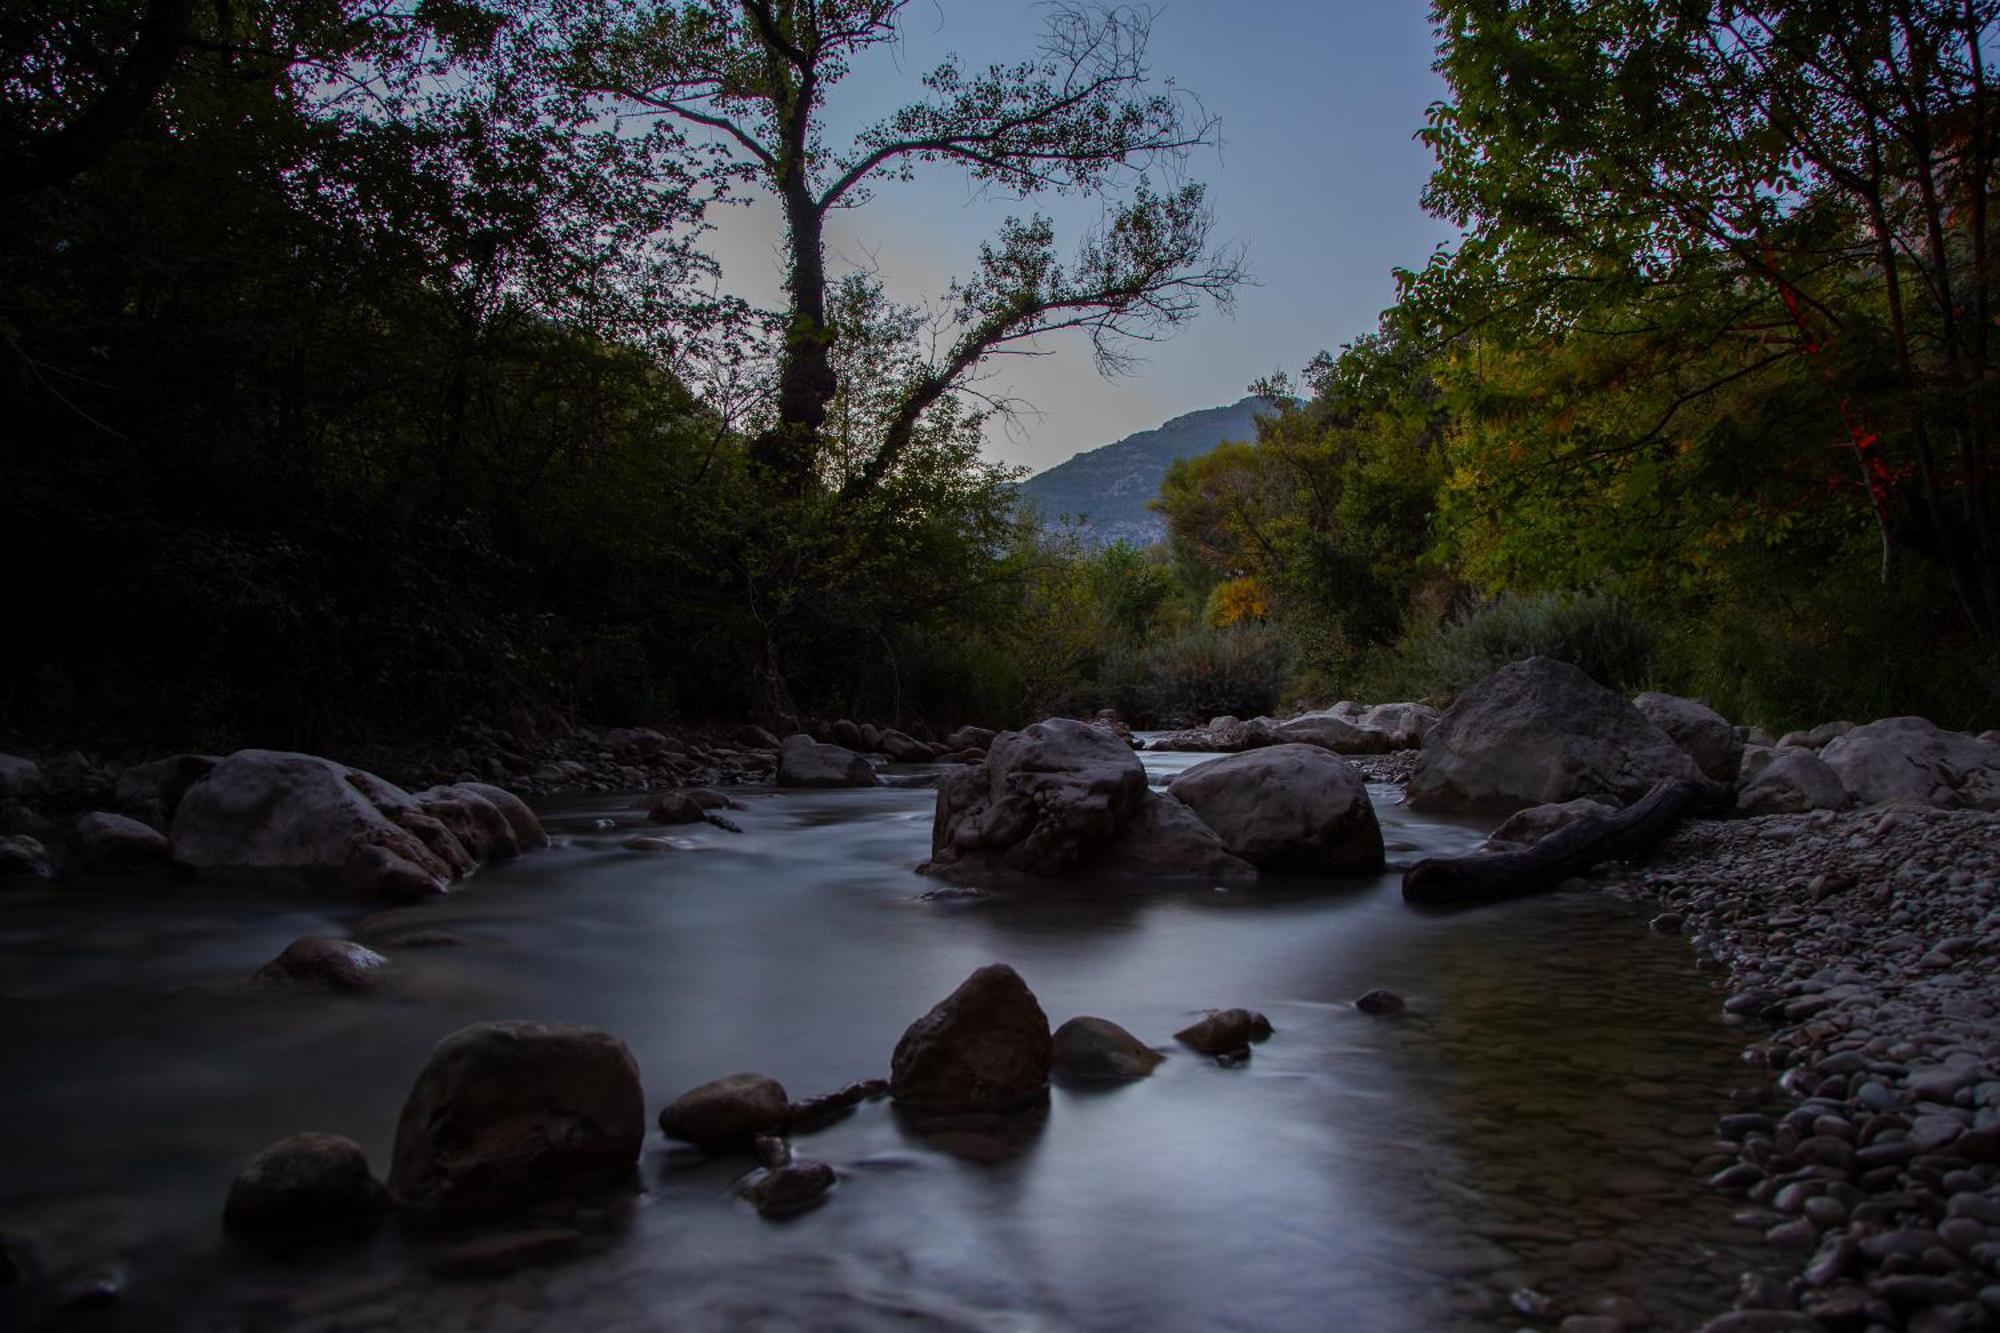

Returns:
0,0,1236,749
1034,0,2000,733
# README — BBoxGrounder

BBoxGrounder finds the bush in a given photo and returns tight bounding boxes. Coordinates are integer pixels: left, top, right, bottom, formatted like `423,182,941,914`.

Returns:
1363,590,1657,700
1121,624,1291,723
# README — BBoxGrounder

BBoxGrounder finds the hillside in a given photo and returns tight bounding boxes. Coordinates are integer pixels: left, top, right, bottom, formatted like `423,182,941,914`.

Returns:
1017,396,1269,547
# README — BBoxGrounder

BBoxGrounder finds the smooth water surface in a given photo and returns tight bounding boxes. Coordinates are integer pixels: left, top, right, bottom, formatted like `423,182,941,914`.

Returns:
0,744,1770,1331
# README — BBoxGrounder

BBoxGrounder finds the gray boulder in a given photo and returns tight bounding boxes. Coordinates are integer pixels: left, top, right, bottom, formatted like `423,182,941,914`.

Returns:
71,812,170,871
451,782,548,850
1360,701,1441,749
657,1073,790,1150
879,729,932,763
776,735,878,788
1166,744,1384,873
1634,692,1742,783
0,754,42,798
1051,1017,1164,1080
111,754,218,827
1485,797,1618,849
890,963,1051,1113
1735,746,1851,815
389,1021,644,1216
944,725,997,752
1275,713,1389,754
0,834,52,879
412,786,520,863
1087,792,1257,882
1818,716,2000,809
223,1133,388,1244
1407,658,1702,812
1778,720,1855,750
923,719,1148,879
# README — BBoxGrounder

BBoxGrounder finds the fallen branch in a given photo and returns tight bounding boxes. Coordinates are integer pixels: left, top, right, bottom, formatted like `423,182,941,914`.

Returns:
1402,778,1720,908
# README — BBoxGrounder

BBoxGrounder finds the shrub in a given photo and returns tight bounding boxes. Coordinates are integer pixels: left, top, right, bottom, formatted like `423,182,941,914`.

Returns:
1363,590,1657,700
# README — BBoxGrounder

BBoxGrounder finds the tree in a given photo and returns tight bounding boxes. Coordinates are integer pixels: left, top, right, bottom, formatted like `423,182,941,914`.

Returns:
566,0,1242,495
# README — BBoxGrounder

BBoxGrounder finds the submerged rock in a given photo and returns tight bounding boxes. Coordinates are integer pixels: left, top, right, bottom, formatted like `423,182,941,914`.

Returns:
657,1074,790,1150
1173,1008,1273,1056
223,1133,388,1244
775,735,878,788
1353,989,1405,1015
252,937,390,993
389,1021,644,1217
1051,1016,1164,1080
1166,745,1383,873
1407,657,1702,812
890,963,1051,1113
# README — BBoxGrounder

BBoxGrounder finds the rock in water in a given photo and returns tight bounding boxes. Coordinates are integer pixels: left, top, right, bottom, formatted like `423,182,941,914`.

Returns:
171,750,472,900
737,1160,836,1216
775,735,878,788
389,1021,644,1216
1633,692,1742,783
1166,745,1383,873
1089,792,1257,881
890,964,1052,1113
1406,657,1702,812
223,1133,388,1244
411,786,520,863
252,937,390,993
450,782,549,850
1173,1008,1272,1055
1354,989,1406,1015
1051,1017,1164,1080
923,718,1149,878
657,1074,790,1150
71,812,170,871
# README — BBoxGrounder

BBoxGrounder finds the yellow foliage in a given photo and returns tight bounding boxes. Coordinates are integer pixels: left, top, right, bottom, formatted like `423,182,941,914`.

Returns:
1206,576,1270,627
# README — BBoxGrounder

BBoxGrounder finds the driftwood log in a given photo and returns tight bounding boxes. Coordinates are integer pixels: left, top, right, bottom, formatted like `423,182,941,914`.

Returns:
1402,778,1720,908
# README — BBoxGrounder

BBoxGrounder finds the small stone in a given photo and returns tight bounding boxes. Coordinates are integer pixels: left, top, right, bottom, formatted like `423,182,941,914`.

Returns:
657,1074,790,1150
1051,1017,1164,1080
736,1160,835,1216
223,1133,389,1244
252,937,390,993
1353,988,1405,1015
1172,1008,1273,1055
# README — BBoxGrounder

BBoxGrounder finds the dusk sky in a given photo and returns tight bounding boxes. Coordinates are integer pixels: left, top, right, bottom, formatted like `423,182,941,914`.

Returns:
702,0,1460,475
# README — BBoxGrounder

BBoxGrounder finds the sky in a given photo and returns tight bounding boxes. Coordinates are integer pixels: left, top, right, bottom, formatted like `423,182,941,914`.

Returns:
700,1,1460,475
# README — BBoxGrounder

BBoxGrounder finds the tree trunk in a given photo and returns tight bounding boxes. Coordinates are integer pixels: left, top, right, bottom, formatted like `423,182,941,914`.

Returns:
1402,778,1719,908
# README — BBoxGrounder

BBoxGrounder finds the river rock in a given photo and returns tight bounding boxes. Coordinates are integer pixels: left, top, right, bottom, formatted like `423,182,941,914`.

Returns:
1276,712,1389,754
252,937,390,993
1407,657,1703,812
646,791,707,824
170,751,472,900
1354,989,1405,1015
737,1160,835,1216
450,782,548,850
1088,792,1257,881
944,726,997,752
1819,716,2000,809
111,754,218,827
1634,691,1743,782
830,719,867,751
1166,745,1383,872
923,719,1148,879
657,1074,790,1150
890,963,1051,1113
1174,1008,1273,1055
70,812,169,870
1735,746,1851,815
1051,1016,1165,1080
0,835,52,879
880,729,932,762
735,724,782,752
222,1133,388,1244
412,786,521,863
776,735,878,788
1778,720,1855,750
389,1021,644,1216
1360,701,1441,749
1485,797,1617,848
0,754,42,798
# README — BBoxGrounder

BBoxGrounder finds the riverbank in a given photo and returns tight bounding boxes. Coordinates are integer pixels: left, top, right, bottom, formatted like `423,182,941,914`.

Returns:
1601,806,2000,1332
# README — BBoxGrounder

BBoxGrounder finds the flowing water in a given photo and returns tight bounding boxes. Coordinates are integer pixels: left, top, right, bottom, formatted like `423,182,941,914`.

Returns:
0,744,1775,1332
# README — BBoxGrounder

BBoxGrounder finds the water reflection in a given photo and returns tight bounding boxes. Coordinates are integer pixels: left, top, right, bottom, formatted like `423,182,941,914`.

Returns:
0,741,1768,1331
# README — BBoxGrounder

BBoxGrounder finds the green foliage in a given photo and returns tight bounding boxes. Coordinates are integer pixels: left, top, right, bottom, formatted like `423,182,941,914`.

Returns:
1359,591,1657,702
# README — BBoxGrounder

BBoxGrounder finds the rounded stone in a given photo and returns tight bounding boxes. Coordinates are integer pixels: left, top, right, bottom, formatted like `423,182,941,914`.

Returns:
657,1074,791,1150
223,1133,388,1243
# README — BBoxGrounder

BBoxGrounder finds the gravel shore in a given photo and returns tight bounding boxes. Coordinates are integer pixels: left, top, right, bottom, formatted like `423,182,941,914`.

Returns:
1597,805,2000,1332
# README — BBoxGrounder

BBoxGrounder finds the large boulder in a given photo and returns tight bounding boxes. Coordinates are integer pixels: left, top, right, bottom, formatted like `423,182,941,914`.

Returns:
0,754,42,798
1275,713,1389,755
776,735,878,789
1634,693,1742,783
890,963,1052,1114
1818,717,2000,809
223,1133,389,1244
657,1073,790,1150
1407,658,1703,812
71,812,170,871
1735,746,1851,815
923,719,1149,879
1166,745,1384,873
171,751,475,900
1087,792,1257,882
389,1021,645,1217
111,754,218,827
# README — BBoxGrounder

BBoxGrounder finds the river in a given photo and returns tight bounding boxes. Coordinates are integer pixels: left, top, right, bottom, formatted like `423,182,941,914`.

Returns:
0,742,1774,1331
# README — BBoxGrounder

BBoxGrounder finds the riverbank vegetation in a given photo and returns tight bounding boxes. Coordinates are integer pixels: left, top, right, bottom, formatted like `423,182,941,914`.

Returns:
6,0,1997,751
